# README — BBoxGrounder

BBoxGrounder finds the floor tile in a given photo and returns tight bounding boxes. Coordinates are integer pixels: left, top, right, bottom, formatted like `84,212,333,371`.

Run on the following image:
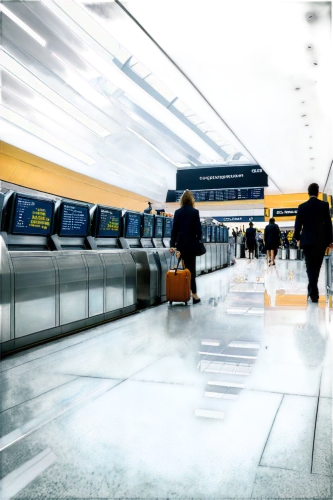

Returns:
246,362,322,397
0,373,78,413
260,394,318,473
312,397,333,476
252,466,332,498
320,365,333,398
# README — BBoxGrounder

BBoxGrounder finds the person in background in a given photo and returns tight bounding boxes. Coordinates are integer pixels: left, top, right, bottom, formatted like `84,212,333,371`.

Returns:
144,201,152,214
170,189,202,304
232,227,238,239
294,182,332,303
245,222,257,260
264,218,281,266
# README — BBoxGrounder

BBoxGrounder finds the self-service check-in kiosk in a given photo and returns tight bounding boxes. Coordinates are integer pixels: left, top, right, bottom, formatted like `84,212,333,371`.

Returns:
119,211,142,249
162,218,172,248
0,195,137,352
0,191,55,251
119,211,159,306
152,215,164,248
88,205,122,249
140,213,154,249
50,200,90,250
216,226,222,270
210,225,217,271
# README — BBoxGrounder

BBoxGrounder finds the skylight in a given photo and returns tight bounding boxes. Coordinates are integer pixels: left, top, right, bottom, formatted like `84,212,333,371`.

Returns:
0,3,46,47
144,74,176,102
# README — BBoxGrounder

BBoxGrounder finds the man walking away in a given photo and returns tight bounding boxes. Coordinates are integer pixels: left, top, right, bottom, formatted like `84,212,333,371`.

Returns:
294,183,332,303
245,222,256,260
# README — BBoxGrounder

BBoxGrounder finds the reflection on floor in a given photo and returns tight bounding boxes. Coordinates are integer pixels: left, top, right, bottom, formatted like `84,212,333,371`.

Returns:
0,258,332,499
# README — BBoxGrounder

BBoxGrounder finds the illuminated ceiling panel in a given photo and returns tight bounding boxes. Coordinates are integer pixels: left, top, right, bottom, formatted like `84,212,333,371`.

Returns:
0,0,258,204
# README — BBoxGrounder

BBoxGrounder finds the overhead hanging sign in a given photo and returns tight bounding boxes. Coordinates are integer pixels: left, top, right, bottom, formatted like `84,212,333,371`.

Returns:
273,208,298,217
214,216,265,223
166,188,264,203
176,165,268,191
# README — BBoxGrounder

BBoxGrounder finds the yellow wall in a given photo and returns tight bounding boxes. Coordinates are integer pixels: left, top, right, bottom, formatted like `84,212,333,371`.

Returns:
0,141,151,211
264,192,323,222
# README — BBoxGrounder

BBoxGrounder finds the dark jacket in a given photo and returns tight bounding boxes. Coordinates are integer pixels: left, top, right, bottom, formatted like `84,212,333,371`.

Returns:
264,223,281,250
294,197,332,248
170,205,202,253
245,227,256,244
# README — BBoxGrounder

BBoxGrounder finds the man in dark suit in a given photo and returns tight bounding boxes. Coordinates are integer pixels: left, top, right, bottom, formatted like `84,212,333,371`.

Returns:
294,183,332,303
144,201,152,214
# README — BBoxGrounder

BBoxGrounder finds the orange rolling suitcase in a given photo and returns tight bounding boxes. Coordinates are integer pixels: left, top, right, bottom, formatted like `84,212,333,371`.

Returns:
166,256,191,305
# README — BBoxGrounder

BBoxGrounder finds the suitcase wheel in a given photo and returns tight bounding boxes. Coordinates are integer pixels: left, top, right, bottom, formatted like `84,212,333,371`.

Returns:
185,301,188,306
169,301,173,305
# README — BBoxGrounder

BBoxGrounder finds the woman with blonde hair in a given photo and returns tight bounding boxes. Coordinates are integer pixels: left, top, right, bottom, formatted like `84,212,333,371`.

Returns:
170,190,202,304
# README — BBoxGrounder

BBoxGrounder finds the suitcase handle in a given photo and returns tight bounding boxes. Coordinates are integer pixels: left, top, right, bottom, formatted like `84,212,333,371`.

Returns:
170,252,182,274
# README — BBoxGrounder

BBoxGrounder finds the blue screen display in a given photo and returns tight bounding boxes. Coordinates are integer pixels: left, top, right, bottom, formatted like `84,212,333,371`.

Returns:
155,216,163,238
59,203,89,237
143,214,154,238
12,195,54,236
164,217,173,238
97,207,121,238
201,224,207,243
126,212,141,238
211,226,216,242
206,226,211,243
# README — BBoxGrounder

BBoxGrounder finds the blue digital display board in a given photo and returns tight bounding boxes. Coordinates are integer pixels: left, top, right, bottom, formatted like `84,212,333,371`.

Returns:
59,202,89,237
12,194,54,236
154,216,163,238
96,207,121,238
143,214,154,238
164,217,173,238
125,212,141,238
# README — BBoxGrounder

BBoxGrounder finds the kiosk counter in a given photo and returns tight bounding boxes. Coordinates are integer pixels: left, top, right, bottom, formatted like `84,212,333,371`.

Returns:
0,191,231,355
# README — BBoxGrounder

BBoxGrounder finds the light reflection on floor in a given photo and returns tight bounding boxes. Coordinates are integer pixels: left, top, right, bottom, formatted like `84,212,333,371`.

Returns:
0,257,332,499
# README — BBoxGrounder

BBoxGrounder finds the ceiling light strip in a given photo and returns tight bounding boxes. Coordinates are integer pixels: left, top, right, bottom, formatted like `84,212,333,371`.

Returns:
101,90,121,111
51,52,95,89
126,127,177,167
145,175,164,187
135,182,162,195
0,51,112,139
126,153,166,179
103,139,118,149
108,170,132,182
98,153,141,177
0,3,46,47
124,92,200,167
1,106,96,166
41,0,126,70
0,86,94,147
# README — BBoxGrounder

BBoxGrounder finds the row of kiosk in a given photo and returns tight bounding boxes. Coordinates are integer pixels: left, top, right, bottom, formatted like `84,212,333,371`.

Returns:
0,191,232,355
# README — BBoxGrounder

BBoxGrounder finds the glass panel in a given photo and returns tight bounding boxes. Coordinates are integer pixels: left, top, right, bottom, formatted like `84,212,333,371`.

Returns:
144,74,176,102
187,114,203,125
172,98,187,113
131,62,151,79
197,122,211,133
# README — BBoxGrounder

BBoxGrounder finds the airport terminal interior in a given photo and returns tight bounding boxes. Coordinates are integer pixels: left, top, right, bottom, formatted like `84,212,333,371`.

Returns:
0,0,333,499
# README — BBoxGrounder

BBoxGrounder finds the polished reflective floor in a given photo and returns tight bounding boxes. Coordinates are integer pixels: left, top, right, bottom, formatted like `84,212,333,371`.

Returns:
1,259,332,499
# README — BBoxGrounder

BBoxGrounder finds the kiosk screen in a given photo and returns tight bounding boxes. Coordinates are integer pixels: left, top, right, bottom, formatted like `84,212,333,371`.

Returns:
96,207,121,237
143,214,154,238
211,226,216,243
12,194,54,236
155,216,163,238
164,217,173,238
125,212,141,238
59,203,89,237
201,224,207,243
206,226,211,243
